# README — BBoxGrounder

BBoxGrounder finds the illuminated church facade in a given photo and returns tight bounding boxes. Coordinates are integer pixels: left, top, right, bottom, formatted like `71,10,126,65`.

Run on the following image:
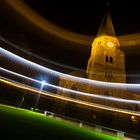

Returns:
57,10,139,110
86,11,126,97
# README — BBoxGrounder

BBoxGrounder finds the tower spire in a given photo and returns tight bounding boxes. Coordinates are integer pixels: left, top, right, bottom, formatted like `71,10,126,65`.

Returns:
97,1,115,37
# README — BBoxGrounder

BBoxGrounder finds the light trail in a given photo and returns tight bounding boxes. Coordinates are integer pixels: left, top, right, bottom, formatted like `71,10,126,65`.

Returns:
0,36,84,72
3,0,140,47
3,0,91,45
1,67,140,105
0,36,140,78
1,47,140,91
0,76,140,117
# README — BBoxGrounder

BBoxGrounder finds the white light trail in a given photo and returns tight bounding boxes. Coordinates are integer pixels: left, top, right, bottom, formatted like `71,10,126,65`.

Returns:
0,36,83,72
0,76,140,117
1,67,140,105
1,47,140,91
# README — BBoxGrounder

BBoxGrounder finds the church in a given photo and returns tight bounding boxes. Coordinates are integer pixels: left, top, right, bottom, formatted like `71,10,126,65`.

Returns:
57,9,139,110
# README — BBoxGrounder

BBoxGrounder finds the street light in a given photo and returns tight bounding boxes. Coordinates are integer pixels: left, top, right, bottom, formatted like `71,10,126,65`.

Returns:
34,80,46,111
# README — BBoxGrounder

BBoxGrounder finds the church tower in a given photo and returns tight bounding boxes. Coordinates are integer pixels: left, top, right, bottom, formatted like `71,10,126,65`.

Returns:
86,8,126,95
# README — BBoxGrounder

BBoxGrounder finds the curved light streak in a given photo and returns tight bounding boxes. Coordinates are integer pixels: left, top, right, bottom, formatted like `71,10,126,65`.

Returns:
1,36,140,78
3,0,91,45
1,47,140,92
0,76,140,117
1,67,140,105
118,33,140,47
0,36,84,72
2,0,140,47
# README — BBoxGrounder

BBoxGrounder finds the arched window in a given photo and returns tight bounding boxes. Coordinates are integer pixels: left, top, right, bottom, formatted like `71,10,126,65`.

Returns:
110,57,113,63
105,72,113,78
106,55,108,62
106,56,113,64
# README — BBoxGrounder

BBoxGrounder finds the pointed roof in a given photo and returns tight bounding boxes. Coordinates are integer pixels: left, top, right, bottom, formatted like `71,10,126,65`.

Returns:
97,9,115,37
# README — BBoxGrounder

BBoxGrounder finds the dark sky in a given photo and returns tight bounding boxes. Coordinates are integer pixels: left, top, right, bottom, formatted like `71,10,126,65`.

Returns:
1,0,140,83
23,0,140,35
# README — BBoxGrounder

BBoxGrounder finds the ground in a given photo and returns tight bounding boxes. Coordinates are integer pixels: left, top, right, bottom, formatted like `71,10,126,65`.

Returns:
0,104,121,140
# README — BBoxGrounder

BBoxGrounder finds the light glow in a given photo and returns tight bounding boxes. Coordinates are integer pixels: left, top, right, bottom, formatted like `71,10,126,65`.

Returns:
0,76,140,117
0,67,140,105
41,80,46,88
107,42,114,47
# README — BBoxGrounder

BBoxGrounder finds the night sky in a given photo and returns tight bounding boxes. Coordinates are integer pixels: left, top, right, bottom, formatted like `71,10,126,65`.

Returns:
24,0,140,35
1,0,140,83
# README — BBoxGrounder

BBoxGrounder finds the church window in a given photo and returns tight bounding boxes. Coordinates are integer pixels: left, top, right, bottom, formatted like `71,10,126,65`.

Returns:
106,55,108,62
110,57,113,63
106,56,113,64
105,72,113,78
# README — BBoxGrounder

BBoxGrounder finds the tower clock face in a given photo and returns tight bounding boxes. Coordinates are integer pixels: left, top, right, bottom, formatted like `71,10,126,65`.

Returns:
107,42,114,47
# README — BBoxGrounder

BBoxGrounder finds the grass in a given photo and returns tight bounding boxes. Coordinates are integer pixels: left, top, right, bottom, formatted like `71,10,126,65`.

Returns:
0,104,122,140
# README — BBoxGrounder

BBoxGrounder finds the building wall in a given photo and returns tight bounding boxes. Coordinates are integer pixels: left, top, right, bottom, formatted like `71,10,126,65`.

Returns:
57,35,140,111
86,35,126,96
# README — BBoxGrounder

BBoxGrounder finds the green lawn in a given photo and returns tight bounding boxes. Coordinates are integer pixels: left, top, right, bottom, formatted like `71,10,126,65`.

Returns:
0,104,122,140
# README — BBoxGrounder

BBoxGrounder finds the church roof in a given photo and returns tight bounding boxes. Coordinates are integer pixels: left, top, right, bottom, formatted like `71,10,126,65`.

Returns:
97,10,115,37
